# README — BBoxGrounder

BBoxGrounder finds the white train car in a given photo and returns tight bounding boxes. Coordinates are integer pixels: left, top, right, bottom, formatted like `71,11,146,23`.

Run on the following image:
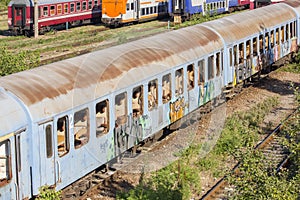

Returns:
0,1,299,199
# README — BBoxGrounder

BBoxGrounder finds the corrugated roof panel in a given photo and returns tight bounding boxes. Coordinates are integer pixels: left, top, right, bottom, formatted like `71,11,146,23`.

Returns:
283,0,300,14
0,25,223,121
202,3,297,44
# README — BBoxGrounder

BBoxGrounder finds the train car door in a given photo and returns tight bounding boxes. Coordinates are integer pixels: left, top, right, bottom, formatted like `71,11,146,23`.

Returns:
12,5,26,27
134,0,139,20
38,122,56,186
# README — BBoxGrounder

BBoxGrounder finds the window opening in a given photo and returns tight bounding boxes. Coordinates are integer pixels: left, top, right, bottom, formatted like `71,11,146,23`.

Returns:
50,5,55,15
64,4,68,13
96,100,109,137
115,92,128,126
132,86,143,118
88,0,92,9
43,6,48,16
76,2,81,11
148,79,158,110
233,45,238,65
74,108,89,148
281,26,284,43
187,64,194,90
253,37,257,56
70,3,75,12
57,4,62,14
239,43,244,64
175,68,183,96
216,53,220,76
82,1,87,10
162,74,171,103
57,116,69,157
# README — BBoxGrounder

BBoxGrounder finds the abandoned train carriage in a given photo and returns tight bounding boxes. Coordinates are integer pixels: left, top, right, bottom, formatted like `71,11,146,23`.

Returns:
8,0,101,35
0,1,299,199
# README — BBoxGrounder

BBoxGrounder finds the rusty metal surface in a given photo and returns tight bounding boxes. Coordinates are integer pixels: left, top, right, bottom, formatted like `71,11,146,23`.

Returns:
0,90,27,136
201,3,297,44
0,25,223,121
283,0,300,13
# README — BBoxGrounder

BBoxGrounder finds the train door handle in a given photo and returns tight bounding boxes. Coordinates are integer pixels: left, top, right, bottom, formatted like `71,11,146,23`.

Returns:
56,160,60,184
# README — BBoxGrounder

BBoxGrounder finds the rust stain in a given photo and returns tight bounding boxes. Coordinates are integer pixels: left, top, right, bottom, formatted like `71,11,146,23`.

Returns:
0,26,221,106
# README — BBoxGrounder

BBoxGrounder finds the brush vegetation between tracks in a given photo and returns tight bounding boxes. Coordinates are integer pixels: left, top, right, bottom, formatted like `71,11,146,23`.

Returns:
117,96,281,200
227,88,300,200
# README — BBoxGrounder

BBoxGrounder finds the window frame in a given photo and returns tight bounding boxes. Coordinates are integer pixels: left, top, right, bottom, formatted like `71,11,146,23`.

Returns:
0,140,11,185
148,79,158,110
57,115,70,157
96,100,110,137
115,92,128,125
73,108,90,149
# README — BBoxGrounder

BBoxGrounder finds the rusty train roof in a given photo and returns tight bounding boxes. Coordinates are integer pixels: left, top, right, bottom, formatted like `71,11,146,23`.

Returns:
0,25,223,121
201,3,297,44
283,0,300,14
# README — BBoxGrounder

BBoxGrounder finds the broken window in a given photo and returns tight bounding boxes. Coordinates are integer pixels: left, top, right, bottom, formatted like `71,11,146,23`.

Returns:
148,80,158,110
187,64,194,90
96,100,109,137
175,68,183,96
216,53,221,76
132,86,143,117
57,116,69,157
162,74,171,103
74,108,89,148
115,92,128,126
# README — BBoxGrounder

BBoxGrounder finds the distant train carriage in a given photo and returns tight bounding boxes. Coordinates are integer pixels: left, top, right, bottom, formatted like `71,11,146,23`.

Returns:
169,0,230,22
101,0,168,27
8,0,101,35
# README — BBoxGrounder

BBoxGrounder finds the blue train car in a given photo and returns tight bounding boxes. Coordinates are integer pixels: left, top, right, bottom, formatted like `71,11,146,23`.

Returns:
169,0,231,22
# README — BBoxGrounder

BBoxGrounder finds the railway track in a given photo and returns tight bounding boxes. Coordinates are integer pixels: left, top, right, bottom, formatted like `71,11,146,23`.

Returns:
201,108,299,200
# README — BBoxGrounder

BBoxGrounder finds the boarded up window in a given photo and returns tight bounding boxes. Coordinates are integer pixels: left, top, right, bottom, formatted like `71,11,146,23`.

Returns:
74,108,90,148
187,64,194,90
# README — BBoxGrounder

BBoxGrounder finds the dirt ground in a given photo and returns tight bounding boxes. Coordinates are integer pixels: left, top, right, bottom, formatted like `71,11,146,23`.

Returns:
84,69,300,200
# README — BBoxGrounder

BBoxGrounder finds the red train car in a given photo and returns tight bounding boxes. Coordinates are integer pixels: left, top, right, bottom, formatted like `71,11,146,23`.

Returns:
8,0,101,35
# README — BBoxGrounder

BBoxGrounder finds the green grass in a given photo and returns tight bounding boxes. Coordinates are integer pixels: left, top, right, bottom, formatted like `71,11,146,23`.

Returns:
117,96,280,200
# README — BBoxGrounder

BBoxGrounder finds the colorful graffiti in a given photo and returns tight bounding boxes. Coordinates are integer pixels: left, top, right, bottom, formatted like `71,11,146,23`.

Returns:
198,81,215,106
114,114,152,156
169,97,186,123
